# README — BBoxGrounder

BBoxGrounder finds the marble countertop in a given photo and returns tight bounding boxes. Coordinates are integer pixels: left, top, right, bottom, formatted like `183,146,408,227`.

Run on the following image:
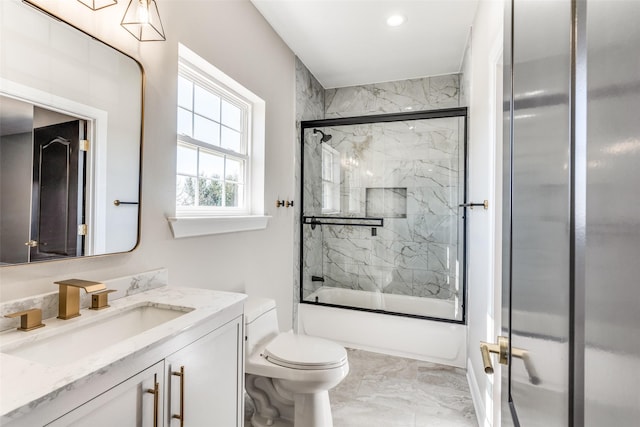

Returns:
0,286,246,421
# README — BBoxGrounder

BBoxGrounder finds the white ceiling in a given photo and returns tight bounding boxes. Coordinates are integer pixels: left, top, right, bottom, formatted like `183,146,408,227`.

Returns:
251,0,478,89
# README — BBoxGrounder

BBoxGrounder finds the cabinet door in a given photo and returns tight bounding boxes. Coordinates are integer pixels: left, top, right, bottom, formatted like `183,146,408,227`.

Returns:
46,361,164,427
165,316,243,427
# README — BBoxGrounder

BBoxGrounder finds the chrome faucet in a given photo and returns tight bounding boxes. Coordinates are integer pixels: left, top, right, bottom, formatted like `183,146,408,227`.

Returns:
55,279,106,320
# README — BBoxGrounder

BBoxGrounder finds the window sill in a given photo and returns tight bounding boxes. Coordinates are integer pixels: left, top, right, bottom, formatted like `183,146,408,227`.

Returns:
167,215,270,238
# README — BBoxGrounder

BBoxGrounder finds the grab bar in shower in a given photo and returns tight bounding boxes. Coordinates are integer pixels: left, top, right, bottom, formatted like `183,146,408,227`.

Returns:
303,216,384,227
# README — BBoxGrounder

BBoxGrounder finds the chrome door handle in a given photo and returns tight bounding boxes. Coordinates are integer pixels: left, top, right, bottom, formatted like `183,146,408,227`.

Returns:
480,336,540,384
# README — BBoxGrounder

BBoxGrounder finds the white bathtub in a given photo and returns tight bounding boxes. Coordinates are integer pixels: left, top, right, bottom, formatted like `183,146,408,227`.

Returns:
298,287,467,368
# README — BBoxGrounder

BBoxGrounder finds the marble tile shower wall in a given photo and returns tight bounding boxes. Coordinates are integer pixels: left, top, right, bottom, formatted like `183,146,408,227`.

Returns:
295,58,325,317
302,128,325,298
325,74,460,119
302,74,462,302
311,119,461,299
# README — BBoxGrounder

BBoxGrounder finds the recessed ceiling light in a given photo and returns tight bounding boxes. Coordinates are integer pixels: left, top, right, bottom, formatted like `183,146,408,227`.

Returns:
386,14,407,27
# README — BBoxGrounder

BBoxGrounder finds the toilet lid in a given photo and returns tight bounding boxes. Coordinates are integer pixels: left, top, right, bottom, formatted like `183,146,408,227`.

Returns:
263,334,347,370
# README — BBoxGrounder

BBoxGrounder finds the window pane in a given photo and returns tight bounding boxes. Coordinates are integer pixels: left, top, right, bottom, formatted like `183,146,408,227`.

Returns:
225,183,242,207
194,85,220,121
322,149,332,180
176,175,196,206
221,127,241,152
178,108,192,137
199,178,222,206
177,144,197,176
178,76,193,110
194,116,220,146
323,182,332,209
221,100,241,130
200,151,224,179
225,158,242,182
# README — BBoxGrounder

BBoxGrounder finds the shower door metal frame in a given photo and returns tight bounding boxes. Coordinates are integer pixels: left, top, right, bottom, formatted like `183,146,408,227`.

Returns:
300,107,469,325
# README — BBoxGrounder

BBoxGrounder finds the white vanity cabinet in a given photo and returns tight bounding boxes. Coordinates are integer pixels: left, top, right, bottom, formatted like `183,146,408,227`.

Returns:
45,361,164,427
42,315,244,427
2,291,245,427
165,315,244,426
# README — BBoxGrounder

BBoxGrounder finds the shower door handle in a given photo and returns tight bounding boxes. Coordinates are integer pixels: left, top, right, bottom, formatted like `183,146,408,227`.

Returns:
458,200,489,210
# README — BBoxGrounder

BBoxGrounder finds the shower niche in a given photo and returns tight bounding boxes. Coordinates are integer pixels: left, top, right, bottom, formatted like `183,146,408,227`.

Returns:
300,109,468,322
365,187,407,218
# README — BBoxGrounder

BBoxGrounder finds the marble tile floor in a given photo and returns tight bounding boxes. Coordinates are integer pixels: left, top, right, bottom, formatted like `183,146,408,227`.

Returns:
329,348,478,427
244,348,478,427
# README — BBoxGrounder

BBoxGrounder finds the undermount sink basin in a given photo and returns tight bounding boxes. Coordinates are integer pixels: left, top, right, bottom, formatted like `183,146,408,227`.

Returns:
2,303,193,366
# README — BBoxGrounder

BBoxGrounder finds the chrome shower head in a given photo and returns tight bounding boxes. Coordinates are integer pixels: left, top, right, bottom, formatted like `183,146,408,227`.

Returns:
313,129,332,143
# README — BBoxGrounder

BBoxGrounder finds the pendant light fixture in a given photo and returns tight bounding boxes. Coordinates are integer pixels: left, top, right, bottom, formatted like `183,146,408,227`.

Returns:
121,0,166,42
77,0,117,10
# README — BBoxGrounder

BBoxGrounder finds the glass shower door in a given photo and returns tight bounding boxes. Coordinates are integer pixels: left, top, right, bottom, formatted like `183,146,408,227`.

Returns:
300,111,467,322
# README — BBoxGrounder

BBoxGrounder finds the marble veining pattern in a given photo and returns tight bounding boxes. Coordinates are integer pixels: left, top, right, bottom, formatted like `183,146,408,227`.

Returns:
325,74,460,119
299,67,466,316
0,269,168,332
302,116,463,306
295,57,325,326
329,348,477,427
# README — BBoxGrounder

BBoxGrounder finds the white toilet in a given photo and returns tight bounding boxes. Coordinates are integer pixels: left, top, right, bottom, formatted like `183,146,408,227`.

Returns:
244,297,349,427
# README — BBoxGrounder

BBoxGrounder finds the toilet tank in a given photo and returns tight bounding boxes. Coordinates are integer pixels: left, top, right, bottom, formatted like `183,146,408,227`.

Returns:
244,297,280,355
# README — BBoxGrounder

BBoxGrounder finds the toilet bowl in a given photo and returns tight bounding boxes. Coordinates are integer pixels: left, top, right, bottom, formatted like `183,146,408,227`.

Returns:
244,297,349,427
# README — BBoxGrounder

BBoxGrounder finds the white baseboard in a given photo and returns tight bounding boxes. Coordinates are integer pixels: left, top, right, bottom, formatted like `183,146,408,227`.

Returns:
467,358,486,427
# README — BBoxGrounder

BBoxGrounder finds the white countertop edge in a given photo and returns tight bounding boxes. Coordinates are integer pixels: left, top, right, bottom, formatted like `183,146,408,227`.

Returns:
167,215,270,238
0,286,246,421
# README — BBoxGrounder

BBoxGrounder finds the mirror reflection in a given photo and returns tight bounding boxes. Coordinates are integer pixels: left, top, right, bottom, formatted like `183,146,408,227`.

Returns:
0,0,143,265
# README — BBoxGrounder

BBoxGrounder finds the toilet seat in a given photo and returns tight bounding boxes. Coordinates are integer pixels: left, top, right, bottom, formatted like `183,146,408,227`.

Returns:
263,333,347,370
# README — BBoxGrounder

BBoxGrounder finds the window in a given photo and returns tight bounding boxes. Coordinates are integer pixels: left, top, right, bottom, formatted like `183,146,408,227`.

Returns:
169,44,267,238
177,65,250,213
321,144,341,213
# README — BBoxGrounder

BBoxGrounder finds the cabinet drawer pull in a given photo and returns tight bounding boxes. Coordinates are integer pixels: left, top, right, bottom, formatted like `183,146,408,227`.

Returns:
172,366,185,426
146,380,159,427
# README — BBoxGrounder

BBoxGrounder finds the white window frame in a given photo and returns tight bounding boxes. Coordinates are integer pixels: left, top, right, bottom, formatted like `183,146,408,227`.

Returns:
177,63,251,215
321,144,341,214
168,44,268,238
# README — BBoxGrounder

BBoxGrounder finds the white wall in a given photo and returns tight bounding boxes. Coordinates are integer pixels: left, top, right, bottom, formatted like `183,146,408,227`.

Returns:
465,1,504,426
0,0,297,330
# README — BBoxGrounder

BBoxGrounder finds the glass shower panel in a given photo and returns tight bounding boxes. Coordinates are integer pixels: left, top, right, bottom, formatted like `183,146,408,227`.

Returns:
301,116,466,321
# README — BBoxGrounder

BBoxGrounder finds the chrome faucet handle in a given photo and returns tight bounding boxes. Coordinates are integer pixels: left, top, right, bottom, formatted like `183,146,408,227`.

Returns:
90,289,118,310
5,308,45,332
55,279,106,319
